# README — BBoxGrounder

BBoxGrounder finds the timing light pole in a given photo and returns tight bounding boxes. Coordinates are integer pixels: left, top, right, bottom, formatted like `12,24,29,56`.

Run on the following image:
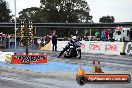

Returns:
20,19,33,55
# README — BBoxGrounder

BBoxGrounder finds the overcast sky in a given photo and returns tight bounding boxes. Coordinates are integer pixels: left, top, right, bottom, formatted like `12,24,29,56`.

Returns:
5,0,132,23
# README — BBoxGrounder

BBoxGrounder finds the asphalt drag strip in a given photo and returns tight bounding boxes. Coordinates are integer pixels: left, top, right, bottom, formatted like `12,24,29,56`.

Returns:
0,67,132,88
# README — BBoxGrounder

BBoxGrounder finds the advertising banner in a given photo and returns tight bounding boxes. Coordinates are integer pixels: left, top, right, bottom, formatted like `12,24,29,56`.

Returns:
12,54,48,64
89,42,103,53
104,42,124,55
57,41,124,55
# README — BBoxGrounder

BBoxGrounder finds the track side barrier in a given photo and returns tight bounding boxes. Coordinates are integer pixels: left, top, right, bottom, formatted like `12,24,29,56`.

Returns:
39,41,131,55
57,41,125,55
1,52,48,64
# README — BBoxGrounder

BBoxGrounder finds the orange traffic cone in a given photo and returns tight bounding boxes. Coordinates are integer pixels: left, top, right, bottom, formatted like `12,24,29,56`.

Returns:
92,60,103,73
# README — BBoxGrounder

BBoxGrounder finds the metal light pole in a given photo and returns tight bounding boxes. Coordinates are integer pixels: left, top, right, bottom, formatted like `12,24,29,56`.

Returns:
89,17,93,37
90,27,91,37
14,0,17,49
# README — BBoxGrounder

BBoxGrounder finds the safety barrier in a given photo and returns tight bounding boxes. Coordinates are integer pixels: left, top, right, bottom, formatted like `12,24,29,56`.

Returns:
0,51,48,64
57,41,124,55
40,41,131,55
12,54,48,64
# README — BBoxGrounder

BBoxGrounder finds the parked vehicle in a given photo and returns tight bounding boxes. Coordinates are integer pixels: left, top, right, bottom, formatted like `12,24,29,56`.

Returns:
113,27,130,42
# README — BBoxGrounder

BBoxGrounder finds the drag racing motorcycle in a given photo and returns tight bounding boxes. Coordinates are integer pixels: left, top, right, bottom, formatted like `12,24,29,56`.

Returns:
58,40,81,59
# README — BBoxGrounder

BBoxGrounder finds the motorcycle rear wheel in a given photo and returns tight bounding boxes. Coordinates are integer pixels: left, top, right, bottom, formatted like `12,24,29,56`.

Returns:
76,49,81,59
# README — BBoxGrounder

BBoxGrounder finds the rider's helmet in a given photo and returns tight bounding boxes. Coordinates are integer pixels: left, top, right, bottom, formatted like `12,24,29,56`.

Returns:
72,36,77,40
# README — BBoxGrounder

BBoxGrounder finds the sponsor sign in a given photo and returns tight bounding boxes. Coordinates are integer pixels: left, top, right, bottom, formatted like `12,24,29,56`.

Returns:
12,54,48,64
89,42,103,54
85,74,130,83
104,42,123,55
76,74,131,85
90,43,101,51
76,66,131,85
105,44,118,52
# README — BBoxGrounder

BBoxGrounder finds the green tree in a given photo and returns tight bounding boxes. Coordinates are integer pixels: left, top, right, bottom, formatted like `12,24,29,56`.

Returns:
18,7,39,22
18,0,92,37
0,0,11,22
40,0,92,23
0,0,12,34
99,15,115,23
39,0,92,37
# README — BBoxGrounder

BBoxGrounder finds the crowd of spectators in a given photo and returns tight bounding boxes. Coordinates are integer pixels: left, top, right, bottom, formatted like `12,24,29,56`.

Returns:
58,28,132,42
98,29,114,41
0,28,132,49
0,33,14,48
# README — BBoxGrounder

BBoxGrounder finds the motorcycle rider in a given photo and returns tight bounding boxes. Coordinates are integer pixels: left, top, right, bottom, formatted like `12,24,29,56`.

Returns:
58,36,81,58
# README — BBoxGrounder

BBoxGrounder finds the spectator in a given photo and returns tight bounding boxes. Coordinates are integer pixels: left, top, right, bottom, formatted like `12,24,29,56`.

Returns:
77,36,82,41
101,30,105,41
52,32,57,51
109,29,114,41
68,35,73,41
3,34,8,48
40,37,45,47
83,36,89,41
10,37,15,48
16,35,20,46
34,34,38,49
95,31,99,38
95,30,99,41
0,33,2,44
63,37,67,41
104,29,109,41
45,35,51,45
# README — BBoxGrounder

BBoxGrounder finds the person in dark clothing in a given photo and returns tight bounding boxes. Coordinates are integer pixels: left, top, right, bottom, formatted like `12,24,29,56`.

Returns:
45,35,51,44
109,29,113,41
16,36,20,46
130,29,132,42
34,34,38,49
104,29,109,41
52,33,57,51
